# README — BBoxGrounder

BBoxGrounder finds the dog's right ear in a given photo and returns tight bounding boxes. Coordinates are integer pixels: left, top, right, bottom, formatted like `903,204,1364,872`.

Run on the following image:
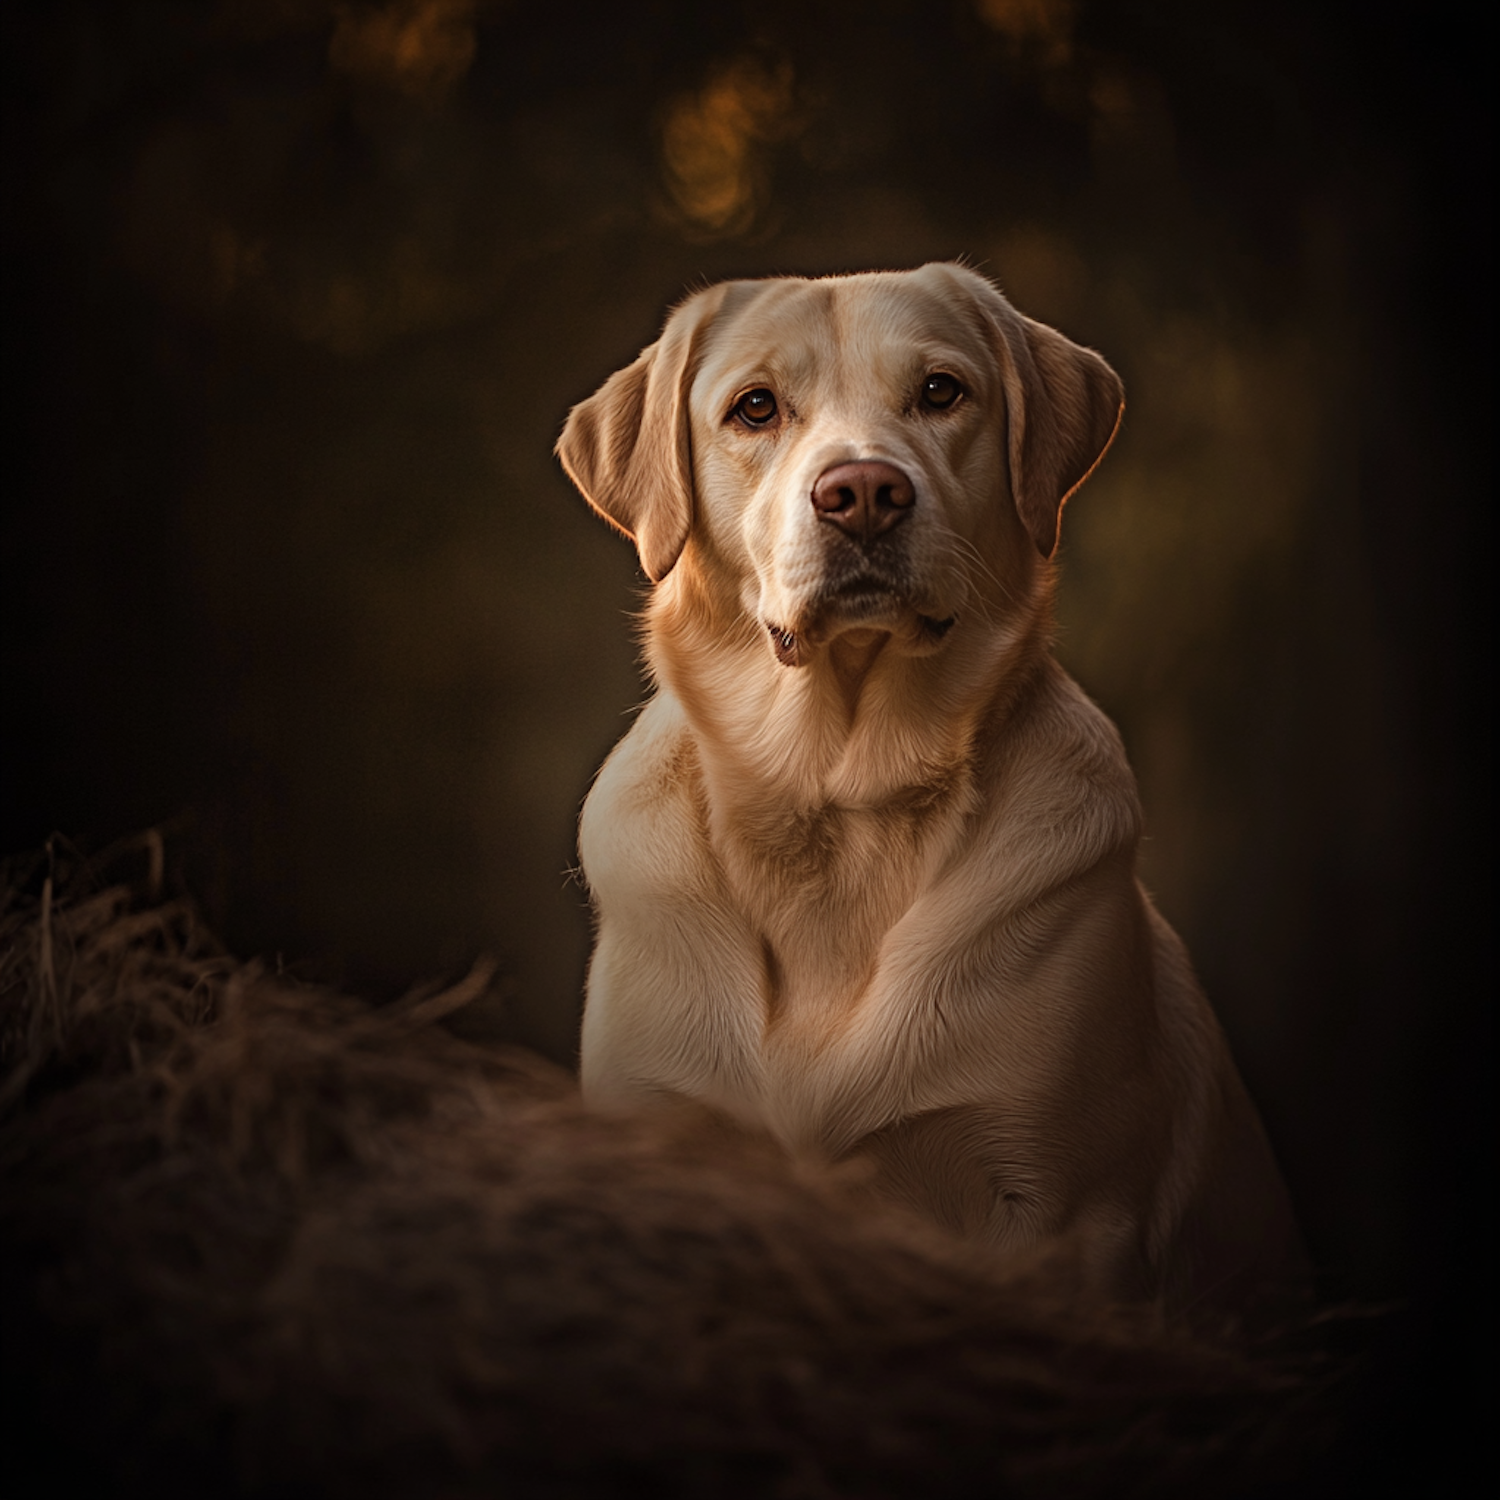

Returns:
556,285,728,583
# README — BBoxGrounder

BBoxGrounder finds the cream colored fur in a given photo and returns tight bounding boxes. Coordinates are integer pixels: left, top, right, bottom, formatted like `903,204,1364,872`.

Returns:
557,264,1303,1321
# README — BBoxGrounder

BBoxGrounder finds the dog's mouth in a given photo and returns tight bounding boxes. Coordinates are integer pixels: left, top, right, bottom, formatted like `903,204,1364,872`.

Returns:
765,595,955,667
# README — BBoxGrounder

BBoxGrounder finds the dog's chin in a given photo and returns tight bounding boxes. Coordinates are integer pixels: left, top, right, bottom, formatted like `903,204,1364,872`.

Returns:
765,590,955,668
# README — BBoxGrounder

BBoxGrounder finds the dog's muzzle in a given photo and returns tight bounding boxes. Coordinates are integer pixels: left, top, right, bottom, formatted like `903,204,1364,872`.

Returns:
762,460,956,667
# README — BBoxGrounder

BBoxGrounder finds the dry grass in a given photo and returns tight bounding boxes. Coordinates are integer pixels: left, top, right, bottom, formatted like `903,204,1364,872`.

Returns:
0,835,1335,1497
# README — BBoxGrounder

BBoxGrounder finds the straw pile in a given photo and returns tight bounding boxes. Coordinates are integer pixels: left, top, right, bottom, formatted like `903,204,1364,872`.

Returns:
0,836,1329,1497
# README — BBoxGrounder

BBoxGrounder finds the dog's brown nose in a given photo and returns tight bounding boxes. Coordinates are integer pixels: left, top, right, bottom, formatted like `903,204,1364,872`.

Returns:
811,461,915,541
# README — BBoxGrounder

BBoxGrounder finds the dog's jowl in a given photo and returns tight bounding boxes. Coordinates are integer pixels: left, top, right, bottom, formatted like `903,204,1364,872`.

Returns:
557,264,1304,1322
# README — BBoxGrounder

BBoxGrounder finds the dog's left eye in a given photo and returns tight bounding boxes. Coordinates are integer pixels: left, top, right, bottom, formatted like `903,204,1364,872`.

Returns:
732,388,779,426
920,373,963,410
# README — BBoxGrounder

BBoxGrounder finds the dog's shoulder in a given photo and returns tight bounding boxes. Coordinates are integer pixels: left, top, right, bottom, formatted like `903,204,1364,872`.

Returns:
974,659,1143,873
579,693,709,898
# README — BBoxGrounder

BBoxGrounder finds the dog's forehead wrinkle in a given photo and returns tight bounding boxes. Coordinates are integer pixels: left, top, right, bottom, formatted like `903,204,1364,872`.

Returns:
718,279,835,346
702,279,994,411
840,277,989,356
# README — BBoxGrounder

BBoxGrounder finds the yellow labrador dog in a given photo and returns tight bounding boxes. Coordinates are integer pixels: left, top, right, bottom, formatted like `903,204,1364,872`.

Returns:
557,264,1303,1321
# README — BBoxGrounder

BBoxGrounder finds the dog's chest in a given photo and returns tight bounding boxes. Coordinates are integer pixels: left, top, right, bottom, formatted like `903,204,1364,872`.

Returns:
716,791,960,1040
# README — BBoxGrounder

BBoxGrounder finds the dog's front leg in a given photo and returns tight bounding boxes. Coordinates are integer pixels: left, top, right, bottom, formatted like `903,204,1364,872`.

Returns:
581,905,768,1122
578,702,770,1124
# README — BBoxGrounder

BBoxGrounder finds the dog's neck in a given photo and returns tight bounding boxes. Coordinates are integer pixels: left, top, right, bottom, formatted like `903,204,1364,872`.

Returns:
823,628,890,718
645,552,1055,817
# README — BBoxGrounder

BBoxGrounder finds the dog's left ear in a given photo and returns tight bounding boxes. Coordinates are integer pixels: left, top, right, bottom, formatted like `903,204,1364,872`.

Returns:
556,285,729,583
988,295,1125,559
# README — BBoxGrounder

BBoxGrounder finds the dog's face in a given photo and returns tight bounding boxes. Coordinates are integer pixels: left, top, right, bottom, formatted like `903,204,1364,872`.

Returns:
688,270,1015,664
558,265,1123,668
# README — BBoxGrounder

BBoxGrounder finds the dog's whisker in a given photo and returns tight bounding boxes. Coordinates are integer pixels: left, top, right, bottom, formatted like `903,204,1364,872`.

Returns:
933,528,1016,629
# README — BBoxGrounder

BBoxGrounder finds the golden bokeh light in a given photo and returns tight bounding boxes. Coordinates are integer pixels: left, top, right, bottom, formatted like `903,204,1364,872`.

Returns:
328,0,478,101
976,0,1076,66
660,59,797,237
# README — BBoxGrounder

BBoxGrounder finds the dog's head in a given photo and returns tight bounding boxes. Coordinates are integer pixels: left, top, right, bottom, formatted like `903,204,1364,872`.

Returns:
558,265,1122,668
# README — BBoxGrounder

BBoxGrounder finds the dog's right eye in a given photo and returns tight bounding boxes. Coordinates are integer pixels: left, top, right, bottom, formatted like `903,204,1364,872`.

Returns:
919,373,964,410
731,388,779,427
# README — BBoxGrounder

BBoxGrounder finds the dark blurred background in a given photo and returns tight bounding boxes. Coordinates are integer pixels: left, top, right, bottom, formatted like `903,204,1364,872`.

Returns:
1,0,1488,1482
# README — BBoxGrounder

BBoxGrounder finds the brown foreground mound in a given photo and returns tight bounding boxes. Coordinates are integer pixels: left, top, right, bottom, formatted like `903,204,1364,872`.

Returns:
0,839,1332,1498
